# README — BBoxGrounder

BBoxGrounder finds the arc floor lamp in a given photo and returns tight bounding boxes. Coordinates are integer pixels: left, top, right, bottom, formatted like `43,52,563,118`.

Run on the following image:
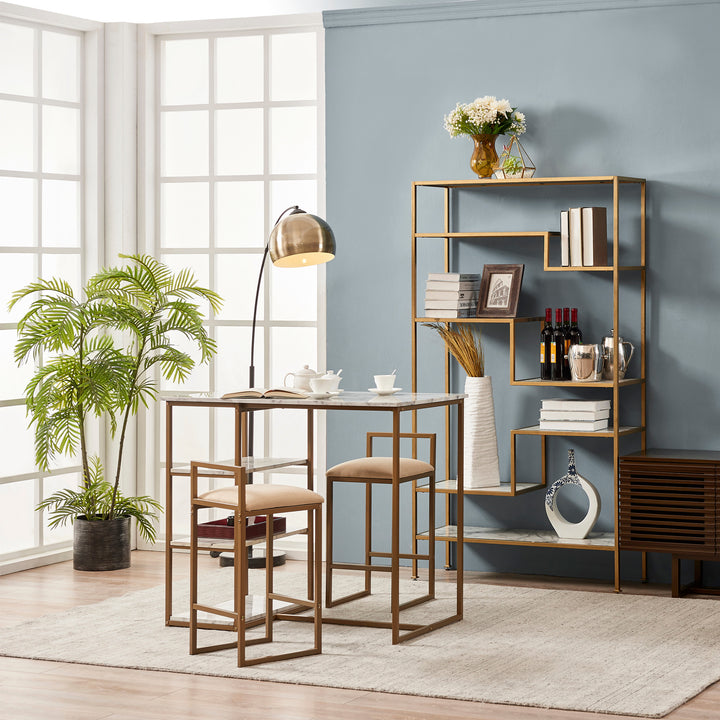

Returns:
244,205,336,567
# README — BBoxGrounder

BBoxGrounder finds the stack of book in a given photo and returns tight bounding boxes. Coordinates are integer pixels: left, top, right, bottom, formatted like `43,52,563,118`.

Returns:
424,272,480,318
559,206,608,267
538,398,610,432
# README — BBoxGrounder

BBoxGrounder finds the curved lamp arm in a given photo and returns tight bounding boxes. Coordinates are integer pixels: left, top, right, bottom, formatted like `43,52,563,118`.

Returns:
249,205,304,386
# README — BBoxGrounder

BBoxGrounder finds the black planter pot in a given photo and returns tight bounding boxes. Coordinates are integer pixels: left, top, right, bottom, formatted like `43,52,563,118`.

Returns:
73,515,131,571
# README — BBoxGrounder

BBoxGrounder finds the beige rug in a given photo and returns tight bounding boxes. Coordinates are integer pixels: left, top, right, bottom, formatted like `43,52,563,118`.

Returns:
1,567,720,717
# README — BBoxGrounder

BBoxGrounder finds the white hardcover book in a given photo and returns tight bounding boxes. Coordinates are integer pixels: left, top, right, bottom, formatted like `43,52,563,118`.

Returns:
426,280,481,292
424,289,479,301
582,206,608,266
538,419,609,432
427,272,481,282
569,207,583,266
423,308,474,318
539,408,611,421
560,210,569,267
541,398,611,412
424,299,476,310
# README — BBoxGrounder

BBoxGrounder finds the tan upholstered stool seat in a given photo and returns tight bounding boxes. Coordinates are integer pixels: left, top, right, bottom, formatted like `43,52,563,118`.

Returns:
327,456,433,480
200,484,324,513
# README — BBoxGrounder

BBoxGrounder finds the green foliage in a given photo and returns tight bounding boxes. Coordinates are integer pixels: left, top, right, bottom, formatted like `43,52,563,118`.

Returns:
36,458,162,542
11,254,222,534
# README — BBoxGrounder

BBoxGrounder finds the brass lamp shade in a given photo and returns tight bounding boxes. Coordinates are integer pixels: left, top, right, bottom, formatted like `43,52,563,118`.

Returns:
268,211,336,268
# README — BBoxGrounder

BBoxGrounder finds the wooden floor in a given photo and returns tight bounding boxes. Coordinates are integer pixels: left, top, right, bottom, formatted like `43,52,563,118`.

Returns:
1,551,719,720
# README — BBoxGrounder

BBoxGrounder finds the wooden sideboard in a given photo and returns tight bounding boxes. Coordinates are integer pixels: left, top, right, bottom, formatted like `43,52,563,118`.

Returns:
619,449,720,596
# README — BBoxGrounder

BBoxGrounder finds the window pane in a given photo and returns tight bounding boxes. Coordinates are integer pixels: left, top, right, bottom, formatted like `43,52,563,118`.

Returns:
270,107,316,174
42,180,80,247
271,33,316,101
161,111,209,177
161,38,208,106
216,109,263,176
42,473,78,544
212,407,266,464
216,35,263,103
42,253,81,297
0,177,36,247
215,253,264,321
169,407,210,467
0,100,35,172
42,30,80,102
1,253,36,323
0,22,34,97
0,479,35,552
0,405,38,477
270,415,309,458
270,263,317,321
270,326,316,388
42,105,80,174
215,326,262,393
215,181,264,248
270,179,317,222
0,329,34,401
161,182,209,248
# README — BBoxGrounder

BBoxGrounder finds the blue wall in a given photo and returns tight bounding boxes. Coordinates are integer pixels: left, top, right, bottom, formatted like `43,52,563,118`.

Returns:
323,0,720,584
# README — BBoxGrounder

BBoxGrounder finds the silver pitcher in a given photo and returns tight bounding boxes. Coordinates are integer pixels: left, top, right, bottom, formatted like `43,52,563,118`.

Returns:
568,344,604,382
601,331,634,380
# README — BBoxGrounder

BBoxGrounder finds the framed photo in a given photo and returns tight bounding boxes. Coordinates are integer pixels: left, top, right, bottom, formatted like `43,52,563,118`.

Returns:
477,264,524,318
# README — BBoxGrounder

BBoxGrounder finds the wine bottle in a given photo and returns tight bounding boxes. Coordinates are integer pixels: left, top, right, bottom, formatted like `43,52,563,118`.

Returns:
540,307,553,380
569,307,583,346
562,307,572,380
551,308,565,381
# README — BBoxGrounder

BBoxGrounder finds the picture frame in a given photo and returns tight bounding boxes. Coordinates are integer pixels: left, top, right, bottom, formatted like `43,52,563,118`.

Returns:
477,264,524,318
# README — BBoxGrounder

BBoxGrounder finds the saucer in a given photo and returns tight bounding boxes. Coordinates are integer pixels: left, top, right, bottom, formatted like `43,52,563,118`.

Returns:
307,391,332,398
328,389,344,395
368,387,402,396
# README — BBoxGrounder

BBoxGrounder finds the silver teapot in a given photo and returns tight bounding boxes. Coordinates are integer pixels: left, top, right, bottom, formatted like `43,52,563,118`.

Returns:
601,331,634,380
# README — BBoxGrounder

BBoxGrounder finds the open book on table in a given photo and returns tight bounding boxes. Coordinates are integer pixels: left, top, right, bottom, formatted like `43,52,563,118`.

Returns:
221,386,308,400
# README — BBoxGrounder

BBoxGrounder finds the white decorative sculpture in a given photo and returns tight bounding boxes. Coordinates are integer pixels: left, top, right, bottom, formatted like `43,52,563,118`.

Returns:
545,449,600,539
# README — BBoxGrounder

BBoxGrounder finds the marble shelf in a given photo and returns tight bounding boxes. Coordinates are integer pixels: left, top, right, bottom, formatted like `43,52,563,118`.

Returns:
417,524,615,550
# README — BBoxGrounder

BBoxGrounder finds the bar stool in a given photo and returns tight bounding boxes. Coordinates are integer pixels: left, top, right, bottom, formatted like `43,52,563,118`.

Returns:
325,432,436,610
189,461,324,667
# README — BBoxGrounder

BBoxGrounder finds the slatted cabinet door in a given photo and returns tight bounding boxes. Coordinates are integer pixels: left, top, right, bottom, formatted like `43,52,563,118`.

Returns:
619,455,719,558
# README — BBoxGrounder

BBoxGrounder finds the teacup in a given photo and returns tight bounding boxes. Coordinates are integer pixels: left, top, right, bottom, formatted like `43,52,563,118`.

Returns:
373,374,396,391
309,377,337,394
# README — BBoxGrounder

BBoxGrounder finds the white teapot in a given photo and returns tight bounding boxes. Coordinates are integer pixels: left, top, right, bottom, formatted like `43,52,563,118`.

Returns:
283,364,320,391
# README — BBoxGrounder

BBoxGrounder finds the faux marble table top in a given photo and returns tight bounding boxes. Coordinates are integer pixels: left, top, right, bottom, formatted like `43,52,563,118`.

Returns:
163,390,465,409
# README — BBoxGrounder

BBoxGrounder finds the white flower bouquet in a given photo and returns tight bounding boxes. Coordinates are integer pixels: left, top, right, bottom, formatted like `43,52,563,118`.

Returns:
444,96,526,137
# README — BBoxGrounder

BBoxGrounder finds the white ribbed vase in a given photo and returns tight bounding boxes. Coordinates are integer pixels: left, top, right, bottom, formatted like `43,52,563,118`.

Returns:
463,376,501,488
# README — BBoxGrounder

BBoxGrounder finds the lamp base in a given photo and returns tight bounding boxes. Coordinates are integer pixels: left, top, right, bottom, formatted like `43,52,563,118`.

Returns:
218,548,286,568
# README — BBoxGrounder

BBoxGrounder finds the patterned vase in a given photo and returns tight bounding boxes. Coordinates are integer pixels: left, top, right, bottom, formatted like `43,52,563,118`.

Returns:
469,133,499,178
545,449,601,539
463,376,501,487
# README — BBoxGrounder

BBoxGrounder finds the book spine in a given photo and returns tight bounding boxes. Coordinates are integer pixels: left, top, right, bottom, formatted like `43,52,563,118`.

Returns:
581,206,608,267
424,290,479,300
541,399,611,411
424,299,476,310
538,420,609,431
560,210,569,267
569,207,583,266
427,273,481,282
425,281,481,291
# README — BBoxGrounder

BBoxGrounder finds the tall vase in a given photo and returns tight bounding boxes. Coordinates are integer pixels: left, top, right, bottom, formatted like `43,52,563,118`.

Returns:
463,376,501,488
469,133,499,179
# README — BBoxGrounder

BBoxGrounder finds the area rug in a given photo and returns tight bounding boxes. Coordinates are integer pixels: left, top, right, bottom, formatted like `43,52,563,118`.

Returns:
2,568,720,718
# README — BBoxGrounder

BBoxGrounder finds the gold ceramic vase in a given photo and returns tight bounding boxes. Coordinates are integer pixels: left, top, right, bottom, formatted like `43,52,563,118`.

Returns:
469,133,499,178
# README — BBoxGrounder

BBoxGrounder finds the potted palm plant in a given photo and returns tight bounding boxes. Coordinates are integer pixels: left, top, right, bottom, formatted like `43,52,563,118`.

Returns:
12,254,222,570
425,323,500,488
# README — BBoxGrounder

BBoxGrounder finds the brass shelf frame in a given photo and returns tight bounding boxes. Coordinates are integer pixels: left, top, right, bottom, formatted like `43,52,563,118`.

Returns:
410,175,647,590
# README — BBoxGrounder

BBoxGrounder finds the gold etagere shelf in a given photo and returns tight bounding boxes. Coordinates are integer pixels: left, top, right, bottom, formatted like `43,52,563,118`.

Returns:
410,175,647,591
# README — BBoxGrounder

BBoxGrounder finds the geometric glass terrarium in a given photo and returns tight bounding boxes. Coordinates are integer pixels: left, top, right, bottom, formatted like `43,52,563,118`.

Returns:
494,135,536,179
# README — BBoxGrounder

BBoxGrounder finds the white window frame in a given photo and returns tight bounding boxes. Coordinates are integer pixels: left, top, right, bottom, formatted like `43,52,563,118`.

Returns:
137,14,328,556
0,2,103,574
